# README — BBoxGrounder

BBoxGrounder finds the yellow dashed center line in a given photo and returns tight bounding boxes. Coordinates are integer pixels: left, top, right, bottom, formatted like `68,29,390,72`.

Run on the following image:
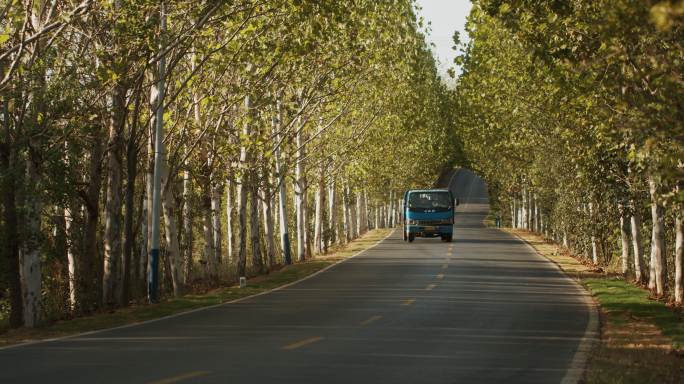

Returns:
442,264,448,269
447,253,452,256
425,284,436,290
448,248,453,251
280,337,324,350
450,244,454,246
446,258,451,261
360,316,382,325
401,298,416,306
437,274,444,279
148,371,212,384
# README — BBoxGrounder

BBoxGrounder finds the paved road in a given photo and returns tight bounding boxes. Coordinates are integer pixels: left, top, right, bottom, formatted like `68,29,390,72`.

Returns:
1,169,595,384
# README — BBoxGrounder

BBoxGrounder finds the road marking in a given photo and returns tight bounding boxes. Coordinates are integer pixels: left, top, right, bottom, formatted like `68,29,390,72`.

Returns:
401,299,416,305
425,284,436,290
437,274,444,279
450,244,454,246
280,337,324,350
360,316,382,325
445,258,450,261
447,253,452,256
442,264,448,269
448,248,453,251
148,371,212,384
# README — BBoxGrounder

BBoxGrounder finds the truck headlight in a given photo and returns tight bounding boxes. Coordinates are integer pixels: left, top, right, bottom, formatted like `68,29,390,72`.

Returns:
443,218,453,224
407,219,416,225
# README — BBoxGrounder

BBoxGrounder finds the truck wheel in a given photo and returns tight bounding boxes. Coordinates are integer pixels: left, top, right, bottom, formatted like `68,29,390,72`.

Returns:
403,224,408,241
408,233,415,243
446,233,453,242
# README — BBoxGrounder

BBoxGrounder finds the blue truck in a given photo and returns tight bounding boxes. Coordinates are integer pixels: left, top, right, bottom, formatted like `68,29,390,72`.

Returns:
403,189,459,243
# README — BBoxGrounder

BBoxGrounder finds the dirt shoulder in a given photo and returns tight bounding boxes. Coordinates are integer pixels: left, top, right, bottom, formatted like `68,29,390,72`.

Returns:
0,228,394,348
505,228,684,383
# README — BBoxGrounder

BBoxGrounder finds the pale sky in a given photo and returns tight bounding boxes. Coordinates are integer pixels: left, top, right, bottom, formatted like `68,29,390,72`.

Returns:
415,0,473,78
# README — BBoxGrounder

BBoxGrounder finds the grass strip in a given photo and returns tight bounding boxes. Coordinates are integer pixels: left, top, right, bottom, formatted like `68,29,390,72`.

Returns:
0,228,393,348
505,228,684,383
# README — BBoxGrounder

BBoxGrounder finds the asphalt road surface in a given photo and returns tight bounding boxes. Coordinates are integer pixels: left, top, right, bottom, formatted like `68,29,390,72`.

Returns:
1,169,595,384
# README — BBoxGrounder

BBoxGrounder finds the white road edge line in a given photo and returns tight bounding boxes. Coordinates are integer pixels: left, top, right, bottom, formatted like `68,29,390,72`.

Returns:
503,232,599,384
0,229,397,351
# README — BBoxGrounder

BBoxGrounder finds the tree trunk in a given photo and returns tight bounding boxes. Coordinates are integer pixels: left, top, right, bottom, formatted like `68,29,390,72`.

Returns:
590,202,598,264
356,192,364,235
315,177,325,254
630,199,646,283
212,179,222,263
183,158,193,285
121,90,140,307
618,204,631,274
295,128,306,261
675,214,683,302
329,177,338,245
160,143,186,296
649,178,666,294
250,179,264,275
303,175,312,258
261,173,276,269
103,82,127,309
236,92,252,277
226,178,235,262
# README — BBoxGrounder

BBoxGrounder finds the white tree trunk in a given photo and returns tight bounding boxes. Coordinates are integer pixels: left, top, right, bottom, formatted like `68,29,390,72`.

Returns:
589,202,598,264
329,178,338,245
226,179,235,262
295,127,306,261
160,144,185,296
619,204,630,274
356,192,364,235
521,188,528,230
649,178,667,294
303,176,312,258
350,191,358,239
212,180,222,263
630,200,645,282
183,162,193,285
250,178,264,275
140,182,149,287
236,92,252,277
65,206,76,308
261,175,276,269
315,178,325,254
343,191,350,243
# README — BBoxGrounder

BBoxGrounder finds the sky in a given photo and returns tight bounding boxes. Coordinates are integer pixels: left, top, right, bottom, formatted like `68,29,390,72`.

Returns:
414,0,474,77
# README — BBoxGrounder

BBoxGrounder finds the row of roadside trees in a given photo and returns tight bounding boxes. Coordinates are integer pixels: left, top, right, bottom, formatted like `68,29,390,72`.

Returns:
457,1,684,301
0,0,461,329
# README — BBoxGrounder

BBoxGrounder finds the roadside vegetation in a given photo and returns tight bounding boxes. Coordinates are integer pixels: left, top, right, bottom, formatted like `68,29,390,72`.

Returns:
458,1,684,306
0,0,462,331
0,227,392,347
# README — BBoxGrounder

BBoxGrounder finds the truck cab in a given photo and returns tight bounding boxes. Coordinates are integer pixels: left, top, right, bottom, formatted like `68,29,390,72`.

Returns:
403,189,458,243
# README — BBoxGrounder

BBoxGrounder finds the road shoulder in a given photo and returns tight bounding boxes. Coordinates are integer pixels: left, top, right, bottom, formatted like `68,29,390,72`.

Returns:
504,228,684,384
0,228,395,349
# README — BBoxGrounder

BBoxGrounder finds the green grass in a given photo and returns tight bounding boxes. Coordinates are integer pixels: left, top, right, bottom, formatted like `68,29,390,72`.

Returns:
1,229,393,346
585,279,684,348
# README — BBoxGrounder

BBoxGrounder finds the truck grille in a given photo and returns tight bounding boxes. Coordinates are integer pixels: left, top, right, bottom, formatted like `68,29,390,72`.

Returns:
416,219,444,225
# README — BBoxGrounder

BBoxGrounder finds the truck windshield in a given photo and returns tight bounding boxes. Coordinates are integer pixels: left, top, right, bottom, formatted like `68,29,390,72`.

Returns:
407,192,451,212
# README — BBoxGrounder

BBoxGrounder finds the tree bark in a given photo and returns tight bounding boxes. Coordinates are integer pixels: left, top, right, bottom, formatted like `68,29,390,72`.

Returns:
212,178,222,263
121,89,140,306
236,91,252,277
630,199,645,283
649,178,667,294
618,204,631,274
183,157,193,285
160,143,186,296
589,202,598,264
261,173,276,269
295,126,306,261
356,191,364,235
314,177,325,254
226,178,235,262
250,178,263,275
103,82,127,309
